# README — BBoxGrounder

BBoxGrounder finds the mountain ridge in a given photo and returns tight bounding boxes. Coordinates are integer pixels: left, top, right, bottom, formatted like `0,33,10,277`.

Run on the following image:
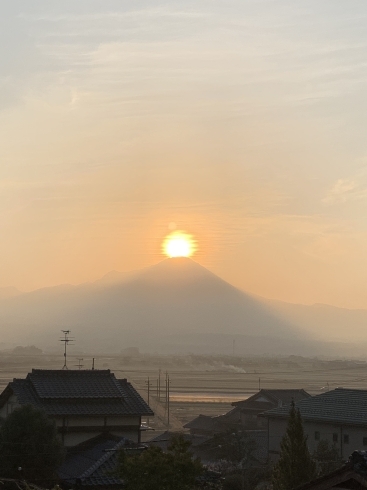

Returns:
0,258,365,353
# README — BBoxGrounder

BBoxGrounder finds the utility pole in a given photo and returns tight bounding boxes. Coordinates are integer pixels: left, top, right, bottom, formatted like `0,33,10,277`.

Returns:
60,330,74,370
158,369,161,401
167,374,170,428
146,376,150,426
258,377,261,391
165,371,168,406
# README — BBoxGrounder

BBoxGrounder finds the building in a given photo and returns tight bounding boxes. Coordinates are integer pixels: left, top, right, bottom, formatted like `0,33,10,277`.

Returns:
0,369,153,447
58,434,127,489
184,414,230,437
261,388,367,461
295,466,367,490
230,389,311,429
184,390,311,438
295,451,367,490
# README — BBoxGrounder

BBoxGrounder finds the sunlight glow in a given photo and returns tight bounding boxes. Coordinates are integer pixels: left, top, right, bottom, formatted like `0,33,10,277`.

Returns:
163,231,196,258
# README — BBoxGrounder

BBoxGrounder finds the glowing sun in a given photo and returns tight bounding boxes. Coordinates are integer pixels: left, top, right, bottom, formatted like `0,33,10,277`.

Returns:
163,231,196,258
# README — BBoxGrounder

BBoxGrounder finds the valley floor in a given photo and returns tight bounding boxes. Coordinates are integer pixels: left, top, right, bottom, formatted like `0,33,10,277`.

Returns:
0,352,366,438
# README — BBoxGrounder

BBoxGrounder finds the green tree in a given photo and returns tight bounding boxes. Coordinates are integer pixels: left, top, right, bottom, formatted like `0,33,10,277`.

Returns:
117,433,203,490
0,405,64,482
272,401,316,490
313,439,342,476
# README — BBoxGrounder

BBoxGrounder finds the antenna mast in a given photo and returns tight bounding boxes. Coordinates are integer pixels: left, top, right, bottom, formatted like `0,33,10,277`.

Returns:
60,330,74,370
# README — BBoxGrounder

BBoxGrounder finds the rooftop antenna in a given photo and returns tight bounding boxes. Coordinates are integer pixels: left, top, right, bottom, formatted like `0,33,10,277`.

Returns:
77,358,84,370
60,330,74,370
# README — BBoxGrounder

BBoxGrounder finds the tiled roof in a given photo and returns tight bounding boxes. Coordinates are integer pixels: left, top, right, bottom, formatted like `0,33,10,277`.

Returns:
29,370,123,399
232,389,311,408
261,389,311,404
184,415,218,431
262,388,367,426
58,434,126,487
295,463,367,490
183,414,229,432
6,369,153,417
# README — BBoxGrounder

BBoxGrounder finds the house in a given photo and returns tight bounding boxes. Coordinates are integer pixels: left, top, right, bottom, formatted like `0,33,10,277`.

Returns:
0,369,153,447
295,451,367,490
261,388,367,461
184,390,311,437
58,433,127,489
58,433,149,489
230,389,311,429
295,466,367,490
184,414,230,437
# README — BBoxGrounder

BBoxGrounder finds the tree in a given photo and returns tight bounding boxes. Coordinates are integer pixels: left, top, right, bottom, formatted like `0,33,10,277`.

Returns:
0,405,64,482
313,439,342,476
208,429,268,490
209,428,257,464
117,433,203,490
272,401,316,490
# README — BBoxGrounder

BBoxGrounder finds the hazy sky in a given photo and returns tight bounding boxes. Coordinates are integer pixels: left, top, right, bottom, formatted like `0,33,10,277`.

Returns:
1,1,367,308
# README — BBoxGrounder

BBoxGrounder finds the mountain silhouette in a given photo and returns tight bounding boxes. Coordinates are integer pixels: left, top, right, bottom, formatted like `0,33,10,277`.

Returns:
0,258,315,354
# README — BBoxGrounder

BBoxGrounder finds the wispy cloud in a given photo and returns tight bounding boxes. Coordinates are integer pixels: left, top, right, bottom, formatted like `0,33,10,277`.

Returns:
323,177,367,204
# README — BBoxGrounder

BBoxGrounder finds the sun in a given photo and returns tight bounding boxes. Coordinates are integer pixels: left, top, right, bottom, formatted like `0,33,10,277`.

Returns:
163,231,196,258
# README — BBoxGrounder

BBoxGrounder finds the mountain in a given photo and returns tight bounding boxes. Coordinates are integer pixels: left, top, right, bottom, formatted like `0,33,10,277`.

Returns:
0,286,21,300
265,299,367,343
0,258,315,355
2,258,366,356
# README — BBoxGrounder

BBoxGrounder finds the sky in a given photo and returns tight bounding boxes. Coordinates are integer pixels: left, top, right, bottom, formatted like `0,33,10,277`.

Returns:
1,1,367,308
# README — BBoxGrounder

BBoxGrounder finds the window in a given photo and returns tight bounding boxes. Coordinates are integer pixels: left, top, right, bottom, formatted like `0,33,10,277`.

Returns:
314,431,320,441
333,433,338,443
343,434,349,444
363,437,367,446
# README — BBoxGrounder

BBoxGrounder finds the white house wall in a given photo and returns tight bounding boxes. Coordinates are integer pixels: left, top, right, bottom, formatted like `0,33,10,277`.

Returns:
268,417,367,461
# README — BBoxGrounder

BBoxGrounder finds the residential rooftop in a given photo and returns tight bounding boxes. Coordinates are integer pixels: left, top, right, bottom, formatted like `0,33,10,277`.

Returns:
0,369,153,417
262,388,367,427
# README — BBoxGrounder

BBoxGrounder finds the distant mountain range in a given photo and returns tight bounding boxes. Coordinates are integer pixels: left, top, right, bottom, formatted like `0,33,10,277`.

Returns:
0,258,366,357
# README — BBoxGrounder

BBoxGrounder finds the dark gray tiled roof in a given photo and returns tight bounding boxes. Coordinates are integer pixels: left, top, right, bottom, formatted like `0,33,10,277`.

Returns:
232,389,311,408
58,434,125,487
29,370,123,399
263,388,367,426
184,415,218,431
260,389,311,404
7,369,153,417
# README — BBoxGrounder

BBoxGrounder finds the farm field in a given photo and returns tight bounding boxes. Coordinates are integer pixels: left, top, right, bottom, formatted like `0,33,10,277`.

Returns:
0,352,367,437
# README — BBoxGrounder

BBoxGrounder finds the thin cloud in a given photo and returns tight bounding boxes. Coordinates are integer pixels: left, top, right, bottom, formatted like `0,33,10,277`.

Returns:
323,177,367,204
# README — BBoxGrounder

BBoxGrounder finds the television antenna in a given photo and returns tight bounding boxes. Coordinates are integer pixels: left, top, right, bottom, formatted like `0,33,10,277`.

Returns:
59,330,74,370
77,358,84,370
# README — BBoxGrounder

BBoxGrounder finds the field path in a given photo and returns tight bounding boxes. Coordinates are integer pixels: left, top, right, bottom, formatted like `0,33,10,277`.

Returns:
131,381,184,431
